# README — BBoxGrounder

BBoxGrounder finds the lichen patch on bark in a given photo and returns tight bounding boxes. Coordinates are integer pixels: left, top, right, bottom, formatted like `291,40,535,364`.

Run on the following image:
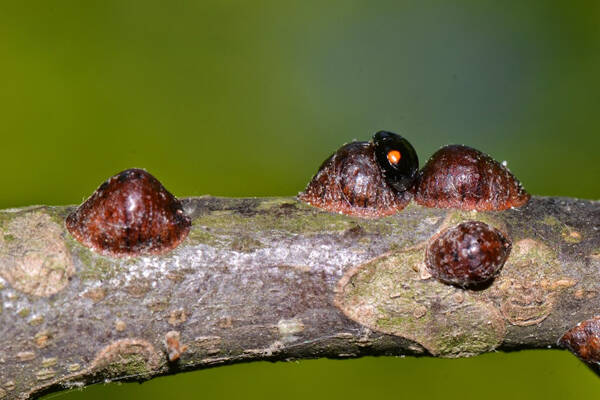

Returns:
541,214,584,244
334,249,506,357
188,197,445,250
0,211,74,297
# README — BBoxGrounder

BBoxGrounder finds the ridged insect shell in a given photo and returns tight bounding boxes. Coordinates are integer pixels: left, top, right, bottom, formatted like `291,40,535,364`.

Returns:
425,220,511,287
66,168,191,257
414,145,530,211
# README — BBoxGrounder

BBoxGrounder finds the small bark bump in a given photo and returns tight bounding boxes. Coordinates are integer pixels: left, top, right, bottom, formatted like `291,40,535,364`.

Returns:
0,212,74,297
164,331,188,362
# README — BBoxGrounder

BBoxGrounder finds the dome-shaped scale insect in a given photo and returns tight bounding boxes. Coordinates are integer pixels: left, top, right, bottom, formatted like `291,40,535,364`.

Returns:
66,168,191,257
425,220,512,287
298,131,419,217
559,316,600,366
414,145,530,211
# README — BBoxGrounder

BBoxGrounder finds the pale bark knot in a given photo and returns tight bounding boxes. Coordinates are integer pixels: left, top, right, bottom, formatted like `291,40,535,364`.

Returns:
335,249,506,357
0,211,74,297
91,338,161,378
484,238,576,327
25,339,161,399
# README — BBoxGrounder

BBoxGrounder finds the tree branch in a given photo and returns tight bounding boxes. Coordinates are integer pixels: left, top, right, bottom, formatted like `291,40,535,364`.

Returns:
0,196,598,399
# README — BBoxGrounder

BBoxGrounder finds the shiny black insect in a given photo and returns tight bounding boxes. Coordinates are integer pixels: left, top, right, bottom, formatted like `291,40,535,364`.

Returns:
372,131,419,192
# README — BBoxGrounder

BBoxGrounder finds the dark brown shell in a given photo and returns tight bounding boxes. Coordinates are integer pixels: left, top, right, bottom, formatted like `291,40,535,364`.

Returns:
425,220,511,287
558,316,600,365
66,168,191,257
414,145,530,211
298,142,411,217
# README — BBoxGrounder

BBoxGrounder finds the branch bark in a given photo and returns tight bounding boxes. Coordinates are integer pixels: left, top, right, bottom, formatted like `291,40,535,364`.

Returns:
0,196,598,399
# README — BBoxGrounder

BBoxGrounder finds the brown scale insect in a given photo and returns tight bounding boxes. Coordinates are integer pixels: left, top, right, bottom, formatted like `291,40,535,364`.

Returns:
425,220,511,287
298,131,418,217
414,145,530,211
558,316,600,365
66,168,191,257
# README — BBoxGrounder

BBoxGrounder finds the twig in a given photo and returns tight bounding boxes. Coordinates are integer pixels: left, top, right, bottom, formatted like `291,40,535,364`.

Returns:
0,196,598,399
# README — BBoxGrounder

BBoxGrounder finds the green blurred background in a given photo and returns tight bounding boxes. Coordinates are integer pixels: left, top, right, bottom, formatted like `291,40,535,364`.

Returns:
0,1,598,399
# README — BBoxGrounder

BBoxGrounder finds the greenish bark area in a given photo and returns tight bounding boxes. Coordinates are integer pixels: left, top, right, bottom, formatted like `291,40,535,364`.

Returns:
0,196,598,399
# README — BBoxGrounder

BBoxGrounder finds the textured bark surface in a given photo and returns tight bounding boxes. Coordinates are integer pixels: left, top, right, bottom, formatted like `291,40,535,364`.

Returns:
0,196,598,399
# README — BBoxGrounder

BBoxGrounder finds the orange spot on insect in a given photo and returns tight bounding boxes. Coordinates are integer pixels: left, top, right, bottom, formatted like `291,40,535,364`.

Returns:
387,150,401,165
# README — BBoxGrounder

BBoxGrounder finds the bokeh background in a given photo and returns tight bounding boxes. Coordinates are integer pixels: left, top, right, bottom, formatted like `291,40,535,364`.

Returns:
0,1,598,399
